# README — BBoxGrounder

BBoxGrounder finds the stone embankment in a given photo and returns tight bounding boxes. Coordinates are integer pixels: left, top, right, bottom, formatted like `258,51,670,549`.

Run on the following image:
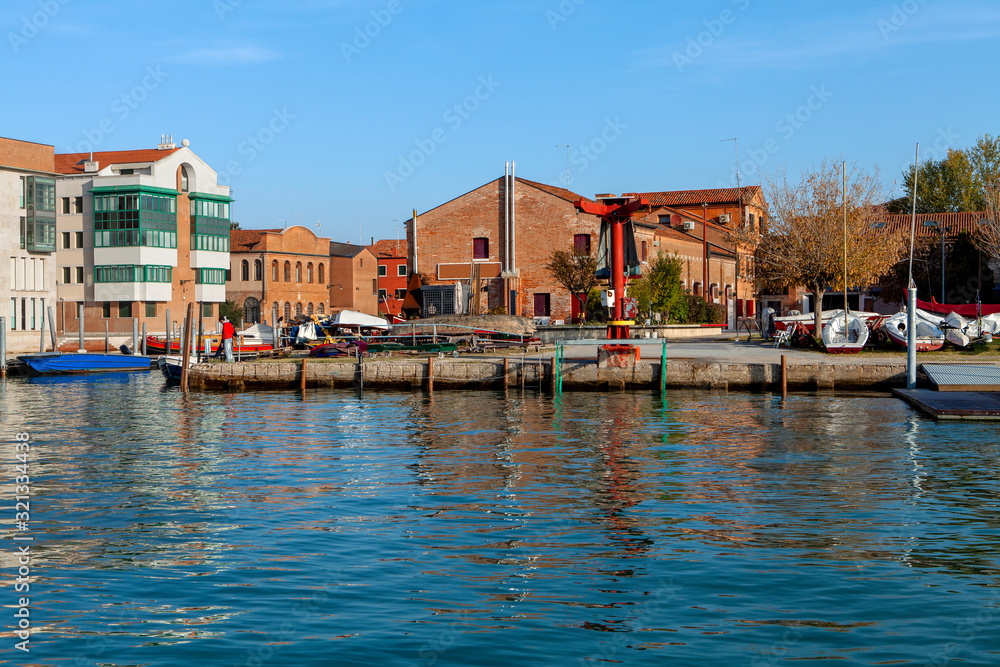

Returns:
188,355,909,392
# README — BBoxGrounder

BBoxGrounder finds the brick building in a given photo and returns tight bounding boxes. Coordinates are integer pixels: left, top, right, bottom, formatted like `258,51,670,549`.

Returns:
228,226,331,324
52,137,232,342
407,175,603,323
329,242,378,315
367,239,407,319
1,137,58,352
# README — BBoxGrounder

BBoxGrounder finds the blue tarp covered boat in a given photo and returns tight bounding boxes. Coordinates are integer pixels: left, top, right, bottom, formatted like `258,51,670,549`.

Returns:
17,352,153,374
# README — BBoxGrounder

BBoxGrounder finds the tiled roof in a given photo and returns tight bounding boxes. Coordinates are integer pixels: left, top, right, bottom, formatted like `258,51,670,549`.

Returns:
330,241,368,258
54,148,180,174
230,228,281,252
517,177,593,205
622,186,763,208
874,211,992,237
367,239,407,258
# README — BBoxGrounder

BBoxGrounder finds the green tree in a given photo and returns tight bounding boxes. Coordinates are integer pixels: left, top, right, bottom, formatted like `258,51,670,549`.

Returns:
230,220,242,230
898,135,1000,213
630,252,686,322
219,299,243,327
546,245,598,323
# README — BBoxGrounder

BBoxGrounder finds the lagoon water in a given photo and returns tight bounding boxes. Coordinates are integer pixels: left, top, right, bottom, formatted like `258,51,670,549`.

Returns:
2,373,999,666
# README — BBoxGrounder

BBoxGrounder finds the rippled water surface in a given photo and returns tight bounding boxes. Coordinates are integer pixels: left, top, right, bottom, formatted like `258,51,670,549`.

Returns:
2,373,999,665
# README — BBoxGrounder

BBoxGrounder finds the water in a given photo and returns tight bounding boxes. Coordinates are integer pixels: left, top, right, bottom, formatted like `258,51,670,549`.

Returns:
2,374,999,666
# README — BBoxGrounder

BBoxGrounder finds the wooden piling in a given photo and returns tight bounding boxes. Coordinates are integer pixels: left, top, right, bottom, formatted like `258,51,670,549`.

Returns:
550,357,557,393
503,357,510,389
300,358,307,391
427,355,434,392
781,354,787,396
180,303,193,392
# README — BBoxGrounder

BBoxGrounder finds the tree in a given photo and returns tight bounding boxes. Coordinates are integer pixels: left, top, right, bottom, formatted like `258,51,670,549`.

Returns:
219,299,244,327
732,160,908,336
897,135,1000,213
546,246,598,323
630,252,687,322
230,220,242,230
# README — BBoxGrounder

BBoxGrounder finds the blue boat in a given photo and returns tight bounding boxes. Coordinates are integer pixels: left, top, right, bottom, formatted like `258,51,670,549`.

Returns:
17,351,153,375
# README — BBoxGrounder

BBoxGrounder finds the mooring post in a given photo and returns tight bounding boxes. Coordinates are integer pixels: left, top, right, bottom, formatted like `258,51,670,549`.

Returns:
47,306,56,352
180,303,193,392
549,356,557,393
427,354,434,392
132,318,138,353
38,308,45,352
165,308,171,356
660,339,667,395
503,357,510,390
0,318,7,377
781,354,787,396
104,321,109,353
78,303,85,351
142,322,147,355
300,358,307,392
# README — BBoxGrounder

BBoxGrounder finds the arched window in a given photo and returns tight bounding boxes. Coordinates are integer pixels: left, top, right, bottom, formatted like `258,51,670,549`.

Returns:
295,302,303,316
284,261,291,282
295,262,302,283
307,262,313,283
272,260,279,282
317,303,325,315
180,166,189,192
254,259,262,281
243,296,260,324
318,263,325,284
307,302,314,315
272,302,279,321
283,302,291,322
240,259,249,281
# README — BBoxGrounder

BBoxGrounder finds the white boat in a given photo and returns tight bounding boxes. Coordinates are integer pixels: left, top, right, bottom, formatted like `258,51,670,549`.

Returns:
882,310,945,351
943,311,971,347
821,310,869,353
774,309,882,334
157,355,200,381
331,310,390,330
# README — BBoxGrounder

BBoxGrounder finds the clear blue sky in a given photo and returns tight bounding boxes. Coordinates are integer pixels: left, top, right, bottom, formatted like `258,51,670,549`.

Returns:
3,0,997,243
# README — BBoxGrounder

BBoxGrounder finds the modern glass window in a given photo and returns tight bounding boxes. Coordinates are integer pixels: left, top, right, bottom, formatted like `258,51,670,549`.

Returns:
93,190,177,249
146,302,157,317
62,197,70,214
180,166,189,192
196,268,226,285
94,265,172,283
189,195,232,252
62,232,71,249
378,264,387,277
397,264,406,277
10,298,15,329
473,237,489,260
119,302,132,318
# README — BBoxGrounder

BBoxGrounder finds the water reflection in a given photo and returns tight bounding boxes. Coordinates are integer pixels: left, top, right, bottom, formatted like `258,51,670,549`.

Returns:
2,375,999,664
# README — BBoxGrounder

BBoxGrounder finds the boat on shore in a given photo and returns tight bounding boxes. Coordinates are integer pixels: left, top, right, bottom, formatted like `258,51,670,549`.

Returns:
881,310,945,351
821,310,869,353
18,351,152,374
774,309,884,334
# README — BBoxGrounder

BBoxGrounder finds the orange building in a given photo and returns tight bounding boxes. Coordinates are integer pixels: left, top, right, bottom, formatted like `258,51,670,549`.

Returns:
367,239,408,319
329,242,378,315
228,226,331,324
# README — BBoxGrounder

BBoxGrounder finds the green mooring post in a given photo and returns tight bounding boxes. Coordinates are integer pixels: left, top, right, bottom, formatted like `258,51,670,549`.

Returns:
660,339,666,394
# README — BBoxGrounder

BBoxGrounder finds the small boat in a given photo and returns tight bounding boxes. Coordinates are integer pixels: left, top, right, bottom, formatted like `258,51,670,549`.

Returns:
943,312,971,348
821,310,869,353
774,309,883,334
145,334,273,356
157,355,200,382
881,310,945,351
18,351,152,374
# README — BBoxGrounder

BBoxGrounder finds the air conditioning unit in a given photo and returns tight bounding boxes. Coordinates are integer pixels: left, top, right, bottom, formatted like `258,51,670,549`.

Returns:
719,214,730,223
683,221,695,230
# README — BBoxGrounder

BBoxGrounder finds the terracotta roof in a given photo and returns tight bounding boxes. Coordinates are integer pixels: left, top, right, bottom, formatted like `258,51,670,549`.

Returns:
230,228,281,252
874,211,993,237
517,177,593,205
622,186,763,208
54,148,181,174
367,239,407,258
330,241,370,258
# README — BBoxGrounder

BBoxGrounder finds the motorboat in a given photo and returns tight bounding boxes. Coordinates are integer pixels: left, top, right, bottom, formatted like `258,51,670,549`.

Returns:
157,355,200,382
821,310,869,353
881,310,945,351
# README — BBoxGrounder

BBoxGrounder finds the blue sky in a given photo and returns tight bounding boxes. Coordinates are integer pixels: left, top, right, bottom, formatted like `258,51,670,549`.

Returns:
3,0,998,243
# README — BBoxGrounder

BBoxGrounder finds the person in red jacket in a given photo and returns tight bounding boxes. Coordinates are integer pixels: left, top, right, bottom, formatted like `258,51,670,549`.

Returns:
221,316,236,363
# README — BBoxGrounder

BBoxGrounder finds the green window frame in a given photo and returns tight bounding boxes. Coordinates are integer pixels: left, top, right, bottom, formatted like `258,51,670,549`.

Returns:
189,192,233,253
92,186,178,249
94,265,172,283
195,268,226,285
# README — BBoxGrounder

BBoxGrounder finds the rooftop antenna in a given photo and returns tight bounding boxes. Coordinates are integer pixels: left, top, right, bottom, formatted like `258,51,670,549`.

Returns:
556,145,570,186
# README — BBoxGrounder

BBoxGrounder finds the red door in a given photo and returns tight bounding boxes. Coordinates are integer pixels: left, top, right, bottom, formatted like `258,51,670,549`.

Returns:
533,293,550,317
